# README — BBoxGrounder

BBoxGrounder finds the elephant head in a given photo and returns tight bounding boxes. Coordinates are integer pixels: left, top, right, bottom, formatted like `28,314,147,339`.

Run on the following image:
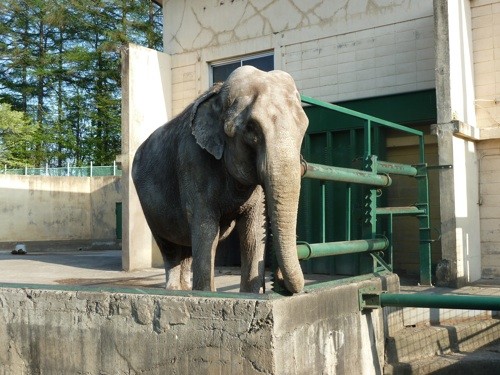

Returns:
190,66,308,293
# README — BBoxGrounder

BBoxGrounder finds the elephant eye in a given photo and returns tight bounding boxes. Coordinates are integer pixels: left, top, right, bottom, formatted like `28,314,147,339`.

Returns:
244,120,260,144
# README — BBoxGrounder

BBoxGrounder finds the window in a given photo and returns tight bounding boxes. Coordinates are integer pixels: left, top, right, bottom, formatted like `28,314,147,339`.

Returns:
211,53,274,84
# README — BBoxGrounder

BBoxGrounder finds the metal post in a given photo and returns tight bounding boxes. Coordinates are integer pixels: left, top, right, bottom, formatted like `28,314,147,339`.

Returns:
416,162,432,286
90,161,93,177
321,182,326,243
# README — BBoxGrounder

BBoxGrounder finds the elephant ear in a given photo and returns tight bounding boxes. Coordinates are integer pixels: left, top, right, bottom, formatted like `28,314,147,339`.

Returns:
190,82,225,160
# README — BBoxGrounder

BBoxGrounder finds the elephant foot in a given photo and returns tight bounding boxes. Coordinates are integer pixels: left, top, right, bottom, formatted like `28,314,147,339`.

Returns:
272,268,294,295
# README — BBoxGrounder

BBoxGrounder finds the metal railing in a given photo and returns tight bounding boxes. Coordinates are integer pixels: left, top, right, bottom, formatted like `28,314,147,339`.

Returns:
280,95,433,291
1,162,122,177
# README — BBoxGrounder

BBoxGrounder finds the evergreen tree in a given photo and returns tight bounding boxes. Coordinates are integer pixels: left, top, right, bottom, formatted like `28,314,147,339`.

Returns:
0,0,163,167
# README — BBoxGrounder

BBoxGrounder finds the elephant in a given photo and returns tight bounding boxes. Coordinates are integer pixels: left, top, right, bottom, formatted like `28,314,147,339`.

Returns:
132,65,308,294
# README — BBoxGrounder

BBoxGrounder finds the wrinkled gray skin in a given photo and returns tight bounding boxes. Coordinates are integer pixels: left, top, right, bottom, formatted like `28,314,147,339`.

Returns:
132,66,308,294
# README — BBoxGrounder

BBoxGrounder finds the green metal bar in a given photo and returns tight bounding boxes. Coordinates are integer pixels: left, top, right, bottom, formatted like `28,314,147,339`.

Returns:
380,293,500,311
387,214,393,270
321,182,326,242
415,163,432,286
376,160,418,177
301,95,424,136
365,120,372,156
376,206,426,215
346,186,351,240
304,162,392,187
370,252,392,272
297,238,389,260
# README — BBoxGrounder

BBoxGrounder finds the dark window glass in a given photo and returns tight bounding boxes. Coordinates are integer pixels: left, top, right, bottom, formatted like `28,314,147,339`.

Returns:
211,54,274,84
242,55,274,72
212,61,240,84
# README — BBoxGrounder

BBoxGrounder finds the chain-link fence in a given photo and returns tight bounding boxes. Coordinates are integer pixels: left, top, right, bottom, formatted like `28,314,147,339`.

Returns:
1,162,122,177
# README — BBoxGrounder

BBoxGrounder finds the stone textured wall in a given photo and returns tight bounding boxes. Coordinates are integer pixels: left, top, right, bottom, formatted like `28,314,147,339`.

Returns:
0,288,274,374
163,0,435,115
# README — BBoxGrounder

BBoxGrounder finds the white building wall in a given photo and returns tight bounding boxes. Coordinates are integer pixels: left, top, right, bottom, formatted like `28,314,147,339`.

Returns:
471,0,500,278
448,0,477,126
282,16,435,103
472,0,500,133
163,0,435,115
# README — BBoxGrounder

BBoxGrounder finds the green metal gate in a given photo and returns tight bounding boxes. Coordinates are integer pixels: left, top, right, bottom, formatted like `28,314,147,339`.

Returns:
293,92,436,286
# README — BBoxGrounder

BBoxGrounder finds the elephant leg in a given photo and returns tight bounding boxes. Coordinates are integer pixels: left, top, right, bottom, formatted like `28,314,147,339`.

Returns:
237,190,266,293
191,219,220,291
155,236,192,290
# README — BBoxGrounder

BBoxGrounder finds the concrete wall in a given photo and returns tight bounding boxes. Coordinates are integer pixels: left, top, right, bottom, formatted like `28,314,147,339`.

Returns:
121,43,172,270
477,140,500,278
163,0,435,116
0,273,399,374
433,0,482,286
471,0,500,278
0,175,121,250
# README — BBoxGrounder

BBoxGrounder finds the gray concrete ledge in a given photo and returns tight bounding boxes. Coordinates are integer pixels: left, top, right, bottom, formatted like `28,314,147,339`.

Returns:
0,273,399,374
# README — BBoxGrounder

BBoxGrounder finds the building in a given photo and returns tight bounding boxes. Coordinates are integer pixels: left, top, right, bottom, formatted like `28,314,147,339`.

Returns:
122,0,500,287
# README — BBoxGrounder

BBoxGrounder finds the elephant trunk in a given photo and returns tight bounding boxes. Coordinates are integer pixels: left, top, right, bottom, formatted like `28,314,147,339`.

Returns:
264,149,304,294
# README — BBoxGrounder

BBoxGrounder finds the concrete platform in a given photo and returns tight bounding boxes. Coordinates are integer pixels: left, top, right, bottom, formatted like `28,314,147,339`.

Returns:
0,250,400,374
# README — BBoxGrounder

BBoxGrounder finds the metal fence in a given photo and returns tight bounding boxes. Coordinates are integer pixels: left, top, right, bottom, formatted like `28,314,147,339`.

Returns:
1,162,122,177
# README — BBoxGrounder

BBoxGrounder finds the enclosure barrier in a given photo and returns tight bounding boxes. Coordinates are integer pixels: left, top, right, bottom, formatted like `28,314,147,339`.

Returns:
1,162,121,177
290,95,433,289
359,288,500,311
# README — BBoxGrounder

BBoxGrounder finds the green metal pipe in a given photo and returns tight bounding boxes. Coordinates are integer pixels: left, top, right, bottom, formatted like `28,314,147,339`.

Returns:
300,95,424,136
297,238,389,260
376,206,426,215
304,162,392,187
376,160,418,177
380,293,500,311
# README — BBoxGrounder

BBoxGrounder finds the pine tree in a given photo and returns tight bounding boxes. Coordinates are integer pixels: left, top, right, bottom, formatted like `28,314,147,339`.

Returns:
0,0,163,167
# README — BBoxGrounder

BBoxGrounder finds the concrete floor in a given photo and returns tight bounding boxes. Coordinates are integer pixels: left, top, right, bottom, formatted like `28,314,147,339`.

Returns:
1,249,499,296
0,249,333,293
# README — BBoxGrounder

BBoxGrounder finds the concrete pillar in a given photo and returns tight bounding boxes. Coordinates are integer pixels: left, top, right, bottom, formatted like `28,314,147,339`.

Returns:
121,43,172,271
433,0,481,286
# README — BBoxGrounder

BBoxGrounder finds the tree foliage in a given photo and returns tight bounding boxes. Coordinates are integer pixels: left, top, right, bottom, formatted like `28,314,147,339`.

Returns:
0,0,162,167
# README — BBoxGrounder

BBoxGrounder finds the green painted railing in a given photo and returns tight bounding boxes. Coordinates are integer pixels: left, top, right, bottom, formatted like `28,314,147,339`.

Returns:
1,162,121,177
297,95,432,286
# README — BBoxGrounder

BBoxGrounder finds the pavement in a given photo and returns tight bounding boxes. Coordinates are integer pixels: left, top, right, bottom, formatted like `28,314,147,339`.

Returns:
1,249,499,297
0,249,331,293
